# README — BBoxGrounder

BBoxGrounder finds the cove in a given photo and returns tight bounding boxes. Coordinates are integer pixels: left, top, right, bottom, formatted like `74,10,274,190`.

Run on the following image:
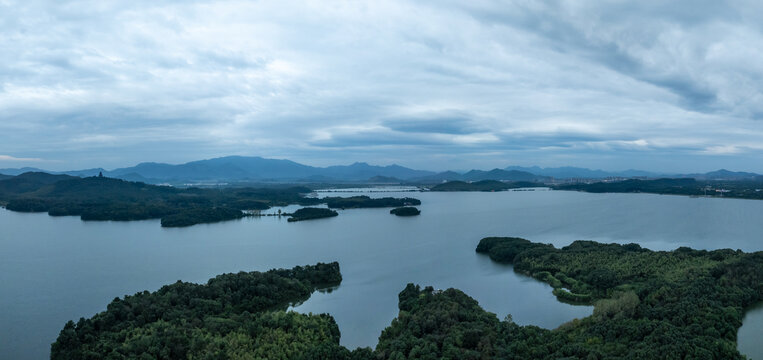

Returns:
738,303,763,360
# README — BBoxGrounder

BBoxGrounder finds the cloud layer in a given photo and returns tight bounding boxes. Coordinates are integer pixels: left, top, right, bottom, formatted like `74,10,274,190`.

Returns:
1,0,762,172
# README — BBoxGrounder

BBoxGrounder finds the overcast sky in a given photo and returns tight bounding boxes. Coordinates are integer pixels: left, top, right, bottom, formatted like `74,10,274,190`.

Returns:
2,0,763,172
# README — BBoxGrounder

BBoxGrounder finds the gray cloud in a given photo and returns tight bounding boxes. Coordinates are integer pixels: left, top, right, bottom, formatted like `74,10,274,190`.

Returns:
0,0,761,172
382,112,483,135
453,1,763,115
0,155,43,162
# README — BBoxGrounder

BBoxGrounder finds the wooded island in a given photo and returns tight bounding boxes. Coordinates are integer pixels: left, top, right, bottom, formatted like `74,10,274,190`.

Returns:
51,238,761,359
0,173,420,227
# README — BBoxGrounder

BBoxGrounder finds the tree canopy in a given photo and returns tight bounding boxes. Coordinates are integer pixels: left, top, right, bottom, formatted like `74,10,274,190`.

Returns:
287,207,339,222
48,235,762,359
0,173,420,227
389,207,421,216
324,195,421,209
49,262,377,360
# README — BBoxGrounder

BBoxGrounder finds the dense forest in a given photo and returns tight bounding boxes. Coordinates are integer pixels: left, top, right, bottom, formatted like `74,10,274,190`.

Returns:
555,178,763,200
461,237,762,358
287,207,339,222
0,173,420,227
430,180,541,192
160,207,246,227
0,172,318,227
389,207,420,216
324,195,421,209
50,262,376,359
51,238,761,359
428,177,763,200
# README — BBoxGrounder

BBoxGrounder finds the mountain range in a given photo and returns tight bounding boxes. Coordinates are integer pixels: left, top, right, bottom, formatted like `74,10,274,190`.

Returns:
0,156,437,183
1,156,760,184
503,166,660,179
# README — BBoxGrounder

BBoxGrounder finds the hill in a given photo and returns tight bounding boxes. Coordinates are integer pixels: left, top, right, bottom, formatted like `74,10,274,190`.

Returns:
321,162,433,181
409,170,464,183
3,157,436,183
462,169,547,182
687,169,761,181
104,157,436,183
413,169,548,184
430,180,541,192
2,157,761,184
366,175,403,184
0,167,46,176
0,172,77,197
505,166,660,179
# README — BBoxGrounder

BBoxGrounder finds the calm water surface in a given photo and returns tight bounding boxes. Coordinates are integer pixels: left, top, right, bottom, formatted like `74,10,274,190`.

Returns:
738,303,763,360
1,190,761,359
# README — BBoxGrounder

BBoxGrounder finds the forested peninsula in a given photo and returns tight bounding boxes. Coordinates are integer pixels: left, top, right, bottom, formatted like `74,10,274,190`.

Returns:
429,178,763,200
553,178,763,200
51,239,762,359
0,172,420,227
464,237,763,359
49,262,374,359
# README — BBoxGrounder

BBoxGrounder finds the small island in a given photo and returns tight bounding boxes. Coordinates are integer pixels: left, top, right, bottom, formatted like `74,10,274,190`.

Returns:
287,207,339,222
160,207,245,227
324,195,421,209
389,206,420,216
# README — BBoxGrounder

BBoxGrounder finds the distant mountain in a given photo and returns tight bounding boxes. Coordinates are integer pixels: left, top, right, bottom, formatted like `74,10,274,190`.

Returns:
412,169,546,183
411,171,464,183
0,167,109,178
108,158,256,181
295,175,340,183
113,172,151,183
462,169,547,182
60,168,107,177
0,167,46,176
504,166,661,179
430,180,541,192
685,169,761,181
102,156,436,183
365,176,403,184
321,162,434,181
2,157,760,184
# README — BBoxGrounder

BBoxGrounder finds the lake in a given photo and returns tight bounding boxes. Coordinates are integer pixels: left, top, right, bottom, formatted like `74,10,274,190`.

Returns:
1,190,761,359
